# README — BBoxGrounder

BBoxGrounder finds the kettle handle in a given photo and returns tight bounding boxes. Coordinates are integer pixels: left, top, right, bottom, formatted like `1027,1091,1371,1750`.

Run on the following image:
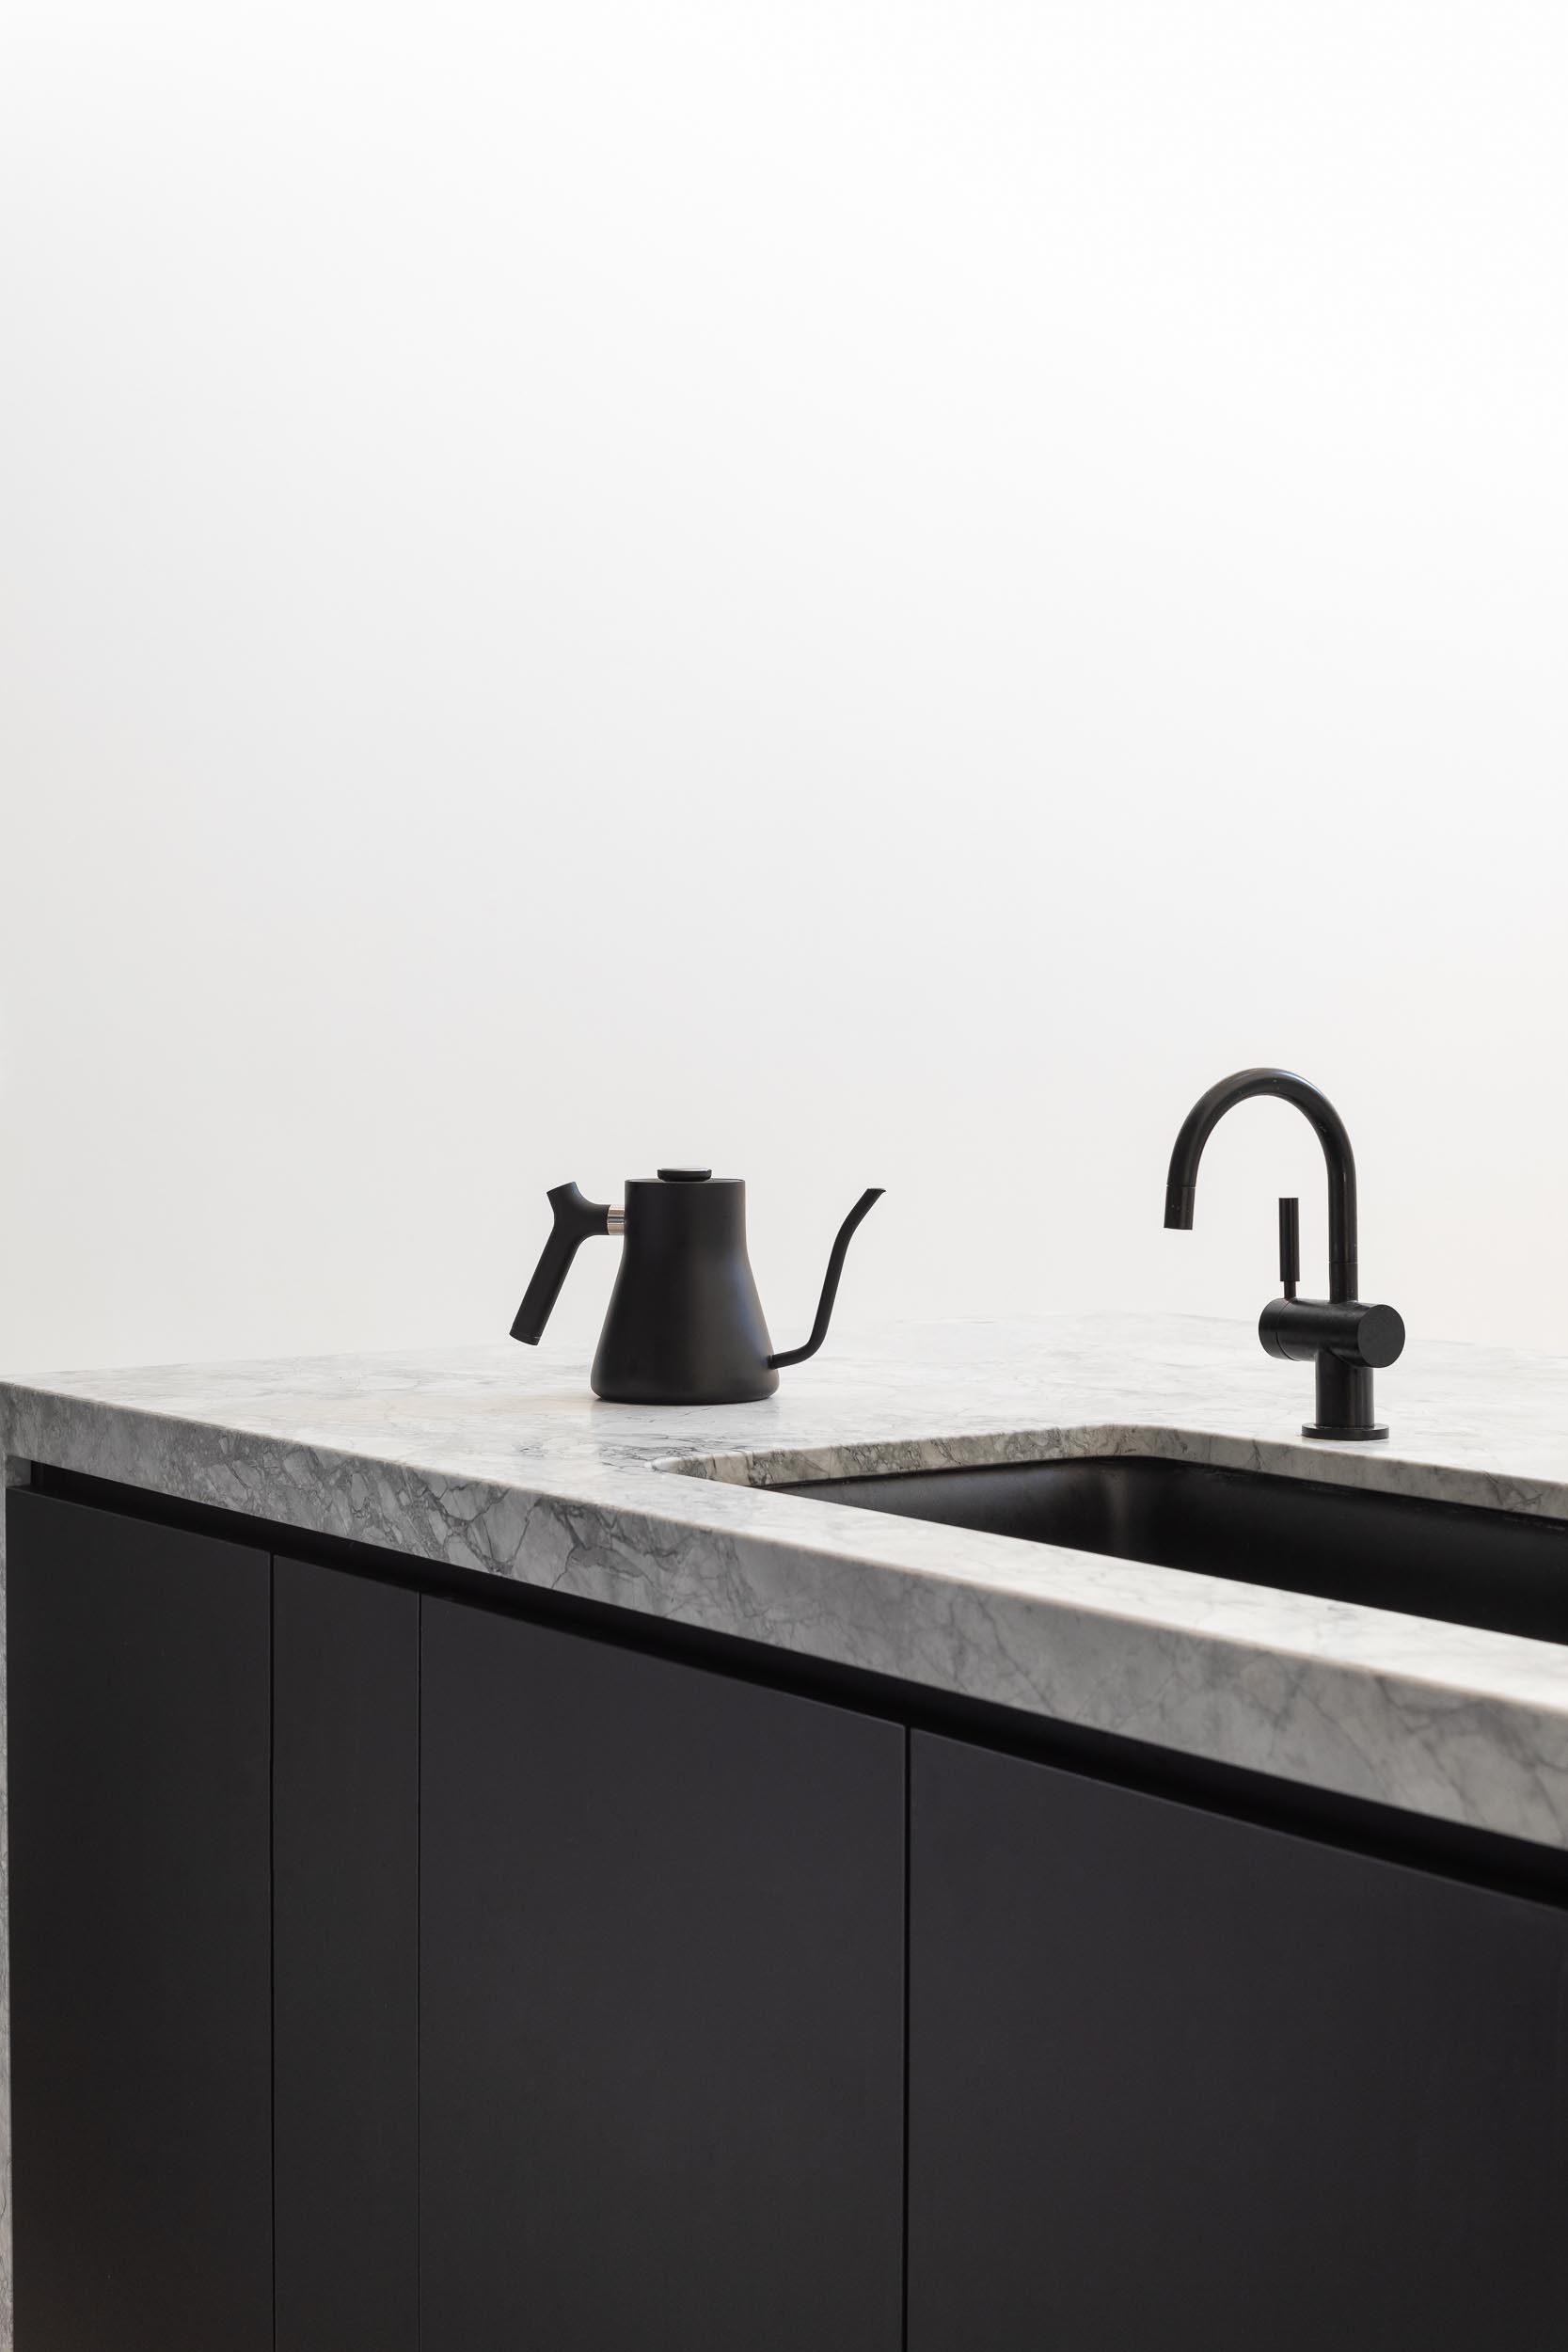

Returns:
768,1188,884,1370
512,1183,612,1344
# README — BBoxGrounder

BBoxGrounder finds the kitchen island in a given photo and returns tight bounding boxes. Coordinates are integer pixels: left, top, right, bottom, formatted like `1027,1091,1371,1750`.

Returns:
4,1313,1568,2348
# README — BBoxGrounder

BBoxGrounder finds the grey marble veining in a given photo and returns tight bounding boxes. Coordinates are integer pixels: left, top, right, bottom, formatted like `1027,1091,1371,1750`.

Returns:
4,1311,1568,2344
7,1314,1568,1826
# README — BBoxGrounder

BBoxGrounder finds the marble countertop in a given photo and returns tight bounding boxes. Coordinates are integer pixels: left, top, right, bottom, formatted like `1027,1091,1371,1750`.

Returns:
5,1312,1568,1851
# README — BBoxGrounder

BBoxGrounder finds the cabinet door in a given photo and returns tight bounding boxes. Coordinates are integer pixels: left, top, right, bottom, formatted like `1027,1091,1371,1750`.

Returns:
909,1730,1568,2352
273,1557,419,2352
420,1597,905,2352
8,1490,272,2352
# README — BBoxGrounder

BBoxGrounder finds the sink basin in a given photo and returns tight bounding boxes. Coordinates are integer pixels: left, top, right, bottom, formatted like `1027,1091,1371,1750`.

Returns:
780,1455,1568,1647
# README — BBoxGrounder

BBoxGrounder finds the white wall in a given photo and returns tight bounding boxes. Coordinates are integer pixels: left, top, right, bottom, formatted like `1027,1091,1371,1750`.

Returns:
3,0,1566,1374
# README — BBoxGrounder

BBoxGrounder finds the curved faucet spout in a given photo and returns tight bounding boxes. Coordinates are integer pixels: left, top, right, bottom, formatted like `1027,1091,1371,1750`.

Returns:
1164,1068,1358,1303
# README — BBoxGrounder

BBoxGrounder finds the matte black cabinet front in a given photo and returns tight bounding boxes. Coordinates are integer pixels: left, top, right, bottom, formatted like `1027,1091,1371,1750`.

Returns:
13,1483,1568,2352
908,1730,1568,2352
8,1492,274,2352
419,1594,907,2352
8,1503,420,2352
273,1556,420,2352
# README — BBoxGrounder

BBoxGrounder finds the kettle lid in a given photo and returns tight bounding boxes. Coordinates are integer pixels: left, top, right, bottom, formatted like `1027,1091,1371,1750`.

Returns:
657,1168,712,1183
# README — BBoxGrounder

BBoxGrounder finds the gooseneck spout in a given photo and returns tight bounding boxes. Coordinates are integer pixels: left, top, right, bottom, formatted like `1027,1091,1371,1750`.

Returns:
768,1189,884,1370
1164,1068,1359,1303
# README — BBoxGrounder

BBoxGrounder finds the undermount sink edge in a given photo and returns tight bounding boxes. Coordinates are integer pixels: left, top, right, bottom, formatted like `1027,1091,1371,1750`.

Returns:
663,1420,1568,1525
662,1427,1568,1653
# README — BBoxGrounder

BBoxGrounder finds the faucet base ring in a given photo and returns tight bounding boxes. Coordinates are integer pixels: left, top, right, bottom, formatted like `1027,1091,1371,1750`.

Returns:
1302,1422,1388,1443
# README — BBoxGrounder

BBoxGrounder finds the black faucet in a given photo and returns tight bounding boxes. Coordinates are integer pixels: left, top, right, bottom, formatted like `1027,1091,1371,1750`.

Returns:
1164,1068,1405,1441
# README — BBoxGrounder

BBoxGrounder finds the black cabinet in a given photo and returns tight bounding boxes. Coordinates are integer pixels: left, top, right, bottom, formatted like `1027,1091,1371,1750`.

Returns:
7,1504,421,2352
273,1557,419,2352
12,1482,1568,2352
908,1729,1568,2352
8,1491,273,2352
419,1594,907,2352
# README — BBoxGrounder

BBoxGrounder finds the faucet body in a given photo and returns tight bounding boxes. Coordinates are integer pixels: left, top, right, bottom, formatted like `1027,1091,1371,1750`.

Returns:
1164,1068,1404,1441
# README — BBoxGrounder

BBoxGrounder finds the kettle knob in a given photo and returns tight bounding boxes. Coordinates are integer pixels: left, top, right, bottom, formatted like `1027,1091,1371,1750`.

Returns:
511,1183,613,1344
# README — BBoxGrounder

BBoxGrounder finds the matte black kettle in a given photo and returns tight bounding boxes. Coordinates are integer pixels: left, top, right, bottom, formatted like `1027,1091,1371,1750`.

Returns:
511,1170,883,1405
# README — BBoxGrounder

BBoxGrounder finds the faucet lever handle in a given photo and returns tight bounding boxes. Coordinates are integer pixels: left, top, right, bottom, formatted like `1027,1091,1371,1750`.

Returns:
1278,1197,1300,1299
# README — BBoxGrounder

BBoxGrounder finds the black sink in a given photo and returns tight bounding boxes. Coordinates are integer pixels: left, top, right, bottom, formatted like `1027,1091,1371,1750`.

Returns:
782,1455,1568,1647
